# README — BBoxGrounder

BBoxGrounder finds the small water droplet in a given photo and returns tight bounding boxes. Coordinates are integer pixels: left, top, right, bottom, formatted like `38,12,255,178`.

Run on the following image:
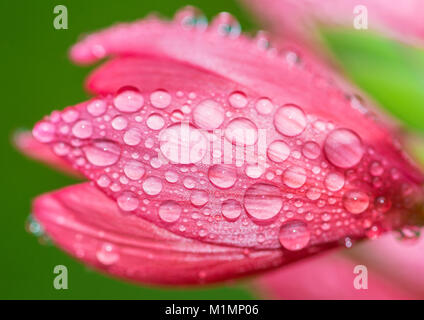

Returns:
208,164,237,189
142,176,163,196
324,128,364,168
193,100,224,130
225,117,258,146
146,113,165,130
190,190,209,207
123,160,145,180
324,172,345,192
221,199,242,221
267,140,290,163
274,104,306,137
150,89,171,109
279,220,310,251
228,91,248,108
114,87,144,113
282,166,307,189
83,140,121,166
244,183,282,221
302,141,321,159
158,200,181,223
96,243,119,265
117,191,139,211
343,190,369,214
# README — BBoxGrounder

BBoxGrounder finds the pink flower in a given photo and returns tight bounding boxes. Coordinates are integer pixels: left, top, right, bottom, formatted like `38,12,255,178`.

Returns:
241,0,424,47
17,7,424,287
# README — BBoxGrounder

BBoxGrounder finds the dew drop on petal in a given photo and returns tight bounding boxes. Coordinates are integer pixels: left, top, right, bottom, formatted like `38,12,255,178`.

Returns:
208,164,237,189
87,99,107,116
279,220,310,251
324,128,364,168
123,160,145,180
159,123,208,164
142,177,163,196
244,183,282,221
324,172,345,192
146,113,165,130
221,199,242,221
255,98,273,115
267,140,290,163
302,141,321,159
282,166,307,189
190,190,209,207
274,104,306,137
111,116,128,131
117,191,139,212
123,128,142,146
193,100,225,130
33,121,55,143
225,117,258,146
158,200,181,223
343,190,369,214
113,87,144,113
83,140,121,166
150,90,171,109
96,243,119,265
228,91,248,108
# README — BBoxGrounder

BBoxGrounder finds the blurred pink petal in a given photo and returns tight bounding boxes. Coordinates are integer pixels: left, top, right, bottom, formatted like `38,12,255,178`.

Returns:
34,182,285,285
257,250,415,299
14,130,82,177
241,0,424,47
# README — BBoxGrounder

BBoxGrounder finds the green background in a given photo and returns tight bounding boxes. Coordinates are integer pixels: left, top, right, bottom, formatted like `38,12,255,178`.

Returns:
0,0,257,299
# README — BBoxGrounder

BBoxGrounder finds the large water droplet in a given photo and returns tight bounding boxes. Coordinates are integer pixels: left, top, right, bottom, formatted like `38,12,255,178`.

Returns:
267,140,290,163
324,172,345,192
282,166,307,189
324,128,364,168
279,220,310,251
159,123,208,164
255,98,273,115
142,177,163,196
33,121,55,143
146,113,165,130
221,199,242,221
158,200,181,223
123,160,145,180
117,191,139,211
208,164,237,189
225,117,258,146
244,183,282,221
113,87,144,113
83,140,121,166
193,100,224,130
150,89,171,109
190,190,209,207
343,190,369,214
274,104,306,137
228,91,248,108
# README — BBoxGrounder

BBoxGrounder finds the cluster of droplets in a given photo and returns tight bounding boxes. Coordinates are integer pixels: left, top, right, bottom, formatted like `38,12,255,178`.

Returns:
32,79,423,253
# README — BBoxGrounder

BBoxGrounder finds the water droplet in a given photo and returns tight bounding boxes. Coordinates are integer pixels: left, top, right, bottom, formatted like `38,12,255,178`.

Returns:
111,116,128,131
83,140,121,166
123,160,145,180
244,183,282,221
324,172,345,192
212,12,241,37
343,190,369,214
324,128,364,168
282,166,307,189
165,170,178,183
158,200,181,223
208,164,237,189
33,121,55,143
274,104,306,137
369,161,384,176
193,100,224,130
245,165,264,179
142,176,163,196
114,87,144,113
302,141,321,159
190,190,209,207
117,191,139,211
255,98,273,115
159,123,208,164
279,220,310,251
87,99,107,116
375,196,391,213
123,128,142,146
228,91,248,108
221,199,242,221
150,89,171,109
267,140,290,163
225,117,258,146
96,243,120,265
146,113,165,130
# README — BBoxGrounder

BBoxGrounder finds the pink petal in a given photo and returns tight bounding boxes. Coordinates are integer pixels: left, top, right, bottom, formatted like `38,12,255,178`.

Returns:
33,182,285,284
31,10,424,272
257,251,415,299
242,0,424,47
14,130,82,177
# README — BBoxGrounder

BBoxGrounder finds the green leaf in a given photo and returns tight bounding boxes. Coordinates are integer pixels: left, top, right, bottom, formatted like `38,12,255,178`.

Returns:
321,29,424,131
